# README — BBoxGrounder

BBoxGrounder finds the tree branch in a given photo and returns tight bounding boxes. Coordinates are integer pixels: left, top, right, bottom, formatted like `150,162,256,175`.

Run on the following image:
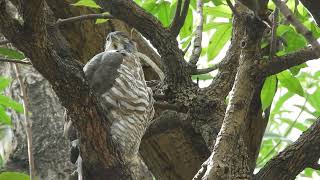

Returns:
273,0,320,57
192,63,221,75
56,13,114,26
0,57,32,65
189,0,204,66
255,118,320,179
23,0,45,37
259,47,318,77
14,64,36,179
170,0,191,37
0,0,23,40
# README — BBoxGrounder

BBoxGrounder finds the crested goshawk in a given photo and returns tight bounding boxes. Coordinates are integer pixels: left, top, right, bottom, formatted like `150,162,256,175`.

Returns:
65,31,156,179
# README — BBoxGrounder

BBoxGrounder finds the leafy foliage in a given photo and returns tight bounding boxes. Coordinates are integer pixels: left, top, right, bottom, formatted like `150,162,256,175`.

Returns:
0,77,23,125
0,172,29,180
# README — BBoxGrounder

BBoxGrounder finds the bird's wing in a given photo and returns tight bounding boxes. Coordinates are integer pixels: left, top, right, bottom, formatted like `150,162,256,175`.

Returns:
83,51,123,95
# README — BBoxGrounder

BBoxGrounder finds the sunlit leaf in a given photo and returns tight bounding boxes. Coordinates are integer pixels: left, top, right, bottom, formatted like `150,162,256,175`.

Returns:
203,5,232,18
0,47,25,60
280,118,308,131
0,77,10,91
277,70,304,97
0,95,23,113
0,106,10,125
180,8,193,39
207,23,231,61
289,63,307,76
0,172,29,180
261,75,277,111
271,91,294,118
308,88,320,111
203,22,230,32
192,74,213,80
72,0,101,9
157,1,171,27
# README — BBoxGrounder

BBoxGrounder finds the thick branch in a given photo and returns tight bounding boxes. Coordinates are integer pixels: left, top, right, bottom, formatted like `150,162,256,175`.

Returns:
23,0,45,37
194,14,266,179
189,0,204,66
273,0,320,56
56,13,114,26
192,63,221,75
255,118,320,179
0,0,23,40
259,47,318,77
170,0,191,37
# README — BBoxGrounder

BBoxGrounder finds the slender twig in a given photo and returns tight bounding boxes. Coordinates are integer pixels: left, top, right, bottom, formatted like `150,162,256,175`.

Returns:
0,39,10,45
226,0,239,16
189,0,204,66
14,64,36,180
192,63,222,75
56,14,114,26
269,8,279,60
170,0,191,37
183,42,192,55
0,57,32,65
273,0,320,57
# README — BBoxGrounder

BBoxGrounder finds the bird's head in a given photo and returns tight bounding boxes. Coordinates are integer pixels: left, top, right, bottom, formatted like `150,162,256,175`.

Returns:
105,31,137,53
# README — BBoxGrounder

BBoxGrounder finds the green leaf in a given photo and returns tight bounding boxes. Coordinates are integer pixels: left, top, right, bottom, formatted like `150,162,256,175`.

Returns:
277,25,307,53
261,75,277,111
289,63,307,76
0,172,29,180
179,8,193,39
72,0,101,9
270,92,294,118
0,95,23,113
0,106,11,125
0,47,25,60
157,1,171,27
207,23,232,61
203,5,232,18
280,118,307,131
211,0,224,6
95,19,108,24
192,74,213,80
263,132,293,143
277,70,304,97
308,88,320,111
0,77,10,91
203,22,230,32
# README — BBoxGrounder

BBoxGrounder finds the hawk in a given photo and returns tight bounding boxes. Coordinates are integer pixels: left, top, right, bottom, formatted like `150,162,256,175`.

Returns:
66,31,156,179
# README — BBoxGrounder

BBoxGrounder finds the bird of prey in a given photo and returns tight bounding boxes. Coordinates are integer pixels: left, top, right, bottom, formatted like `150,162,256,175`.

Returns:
65,31,157,179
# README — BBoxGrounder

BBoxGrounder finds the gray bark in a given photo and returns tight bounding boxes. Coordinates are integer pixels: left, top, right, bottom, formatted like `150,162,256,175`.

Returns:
0,62,75,179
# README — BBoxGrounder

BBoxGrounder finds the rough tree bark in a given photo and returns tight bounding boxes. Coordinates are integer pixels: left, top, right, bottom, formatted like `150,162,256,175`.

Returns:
0,0,320,179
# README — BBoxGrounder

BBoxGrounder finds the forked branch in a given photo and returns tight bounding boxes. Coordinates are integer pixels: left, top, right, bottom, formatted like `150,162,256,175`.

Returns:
170,0,191,37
